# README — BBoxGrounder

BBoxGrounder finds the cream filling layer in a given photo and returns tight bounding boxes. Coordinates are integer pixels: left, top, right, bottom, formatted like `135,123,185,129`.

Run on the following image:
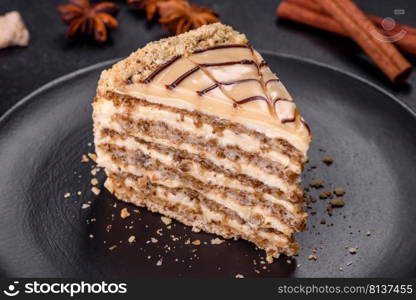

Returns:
109,173,291,247
103,160,295,236
94,98,302,173
96,130,297,195
96,141,302,220
111,88,310,155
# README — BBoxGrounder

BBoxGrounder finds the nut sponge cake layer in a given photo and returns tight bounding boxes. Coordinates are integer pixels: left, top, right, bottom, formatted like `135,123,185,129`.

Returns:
93,23,311,260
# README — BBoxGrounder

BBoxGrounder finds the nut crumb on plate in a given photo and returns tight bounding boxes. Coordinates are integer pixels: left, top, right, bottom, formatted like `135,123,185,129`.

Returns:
161,216,172,226
87,153,97,162
91,187,101,195
211,238,225,245
120,207,130,219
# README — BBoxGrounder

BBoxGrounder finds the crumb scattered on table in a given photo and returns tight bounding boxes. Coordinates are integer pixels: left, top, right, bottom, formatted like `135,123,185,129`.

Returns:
310,179,324,189
330,197,345,207
322,156,334,165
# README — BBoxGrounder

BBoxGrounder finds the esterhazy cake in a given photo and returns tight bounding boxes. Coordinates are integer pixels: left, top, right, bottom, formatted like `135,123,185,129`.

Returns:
93,23,311,260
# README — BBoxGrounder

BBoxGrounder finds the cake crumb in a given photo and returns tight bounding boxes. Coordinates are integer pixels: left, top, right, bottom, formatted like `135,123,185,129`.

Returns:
319,190,332,199
161,216,172,226
308,254,318,261
151,237,158,243
338,266,344,271
184,239,190,245
330,198,345,207
191,240,201,246
366,231,372,236
322,156,334,165
266,255,273,264
235,274,244,278
106,224,112,232
64,192,71,198
81,203,90,209
91,187,101,195
348,247,358,254
87,153,97,162
89,234,94,239
310,179,324,189
120,208,130,219
156,258,163,266
211,238,225,245
334,188,346,196
77,191,82,196
128,235,136,243
81,155,89,163
90,178,98,186
108,245,117,251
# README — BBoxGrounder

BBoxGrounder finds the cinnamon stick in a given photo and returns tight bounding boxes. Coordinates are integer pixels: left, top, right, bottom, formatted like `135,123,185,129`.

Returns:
288,0,416,36
277,0,416,56
313,0,411,82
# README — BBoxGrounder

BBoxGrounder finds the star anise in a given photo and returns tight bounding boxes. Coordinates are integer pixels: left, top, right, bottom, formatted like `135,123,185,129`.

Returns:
158,0,219,35
127,0,185,20
57,0,119,42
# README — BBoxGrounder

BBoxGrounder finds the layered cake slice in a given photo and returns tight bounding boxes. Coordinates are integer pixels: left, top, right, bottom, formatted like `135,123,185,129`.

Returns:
93,23,311,260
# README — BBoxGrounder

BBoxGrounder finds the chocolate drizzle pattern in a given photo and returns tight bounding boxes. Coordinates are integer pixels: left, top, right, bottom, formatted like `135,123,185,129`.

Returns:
265,78,281,86
129,44,309,130
166,66,201,90
141,55,181,84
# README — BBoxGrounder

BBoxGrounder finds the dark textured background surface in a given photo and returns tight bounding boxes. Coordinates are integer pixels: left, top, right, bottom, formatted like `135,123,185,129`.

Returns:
0,0,415,116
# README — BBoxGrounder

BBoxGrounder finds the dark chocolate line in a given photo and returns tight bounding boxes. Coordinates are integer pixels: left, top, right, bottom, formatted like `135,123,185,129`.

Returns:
301,119,311,134
221,78,260,85
166,66,201,90
196,78,261,96
193,44,250,54
281,117,297,124
141,55,181,84
199,59,256,68
259,60,268,68
197,83,219,96
233,95,269,107
170,60,258,91
265,78,280,86
273,97,292,105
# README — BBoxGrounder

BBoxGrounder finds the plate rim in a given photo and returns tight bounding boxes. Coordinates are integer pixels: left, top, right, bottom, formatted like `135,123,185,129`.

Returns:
1,51,415,128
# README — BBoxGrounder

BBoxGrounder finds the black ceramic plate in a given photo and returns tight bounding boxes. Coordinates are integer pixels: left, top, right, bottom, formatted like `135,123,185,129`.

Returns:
1,53,416,278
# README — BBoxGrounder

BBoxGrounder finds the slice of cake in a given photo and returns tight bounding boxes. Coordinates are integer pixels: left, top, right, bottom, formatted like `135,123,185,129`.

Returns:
93,23,311,260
